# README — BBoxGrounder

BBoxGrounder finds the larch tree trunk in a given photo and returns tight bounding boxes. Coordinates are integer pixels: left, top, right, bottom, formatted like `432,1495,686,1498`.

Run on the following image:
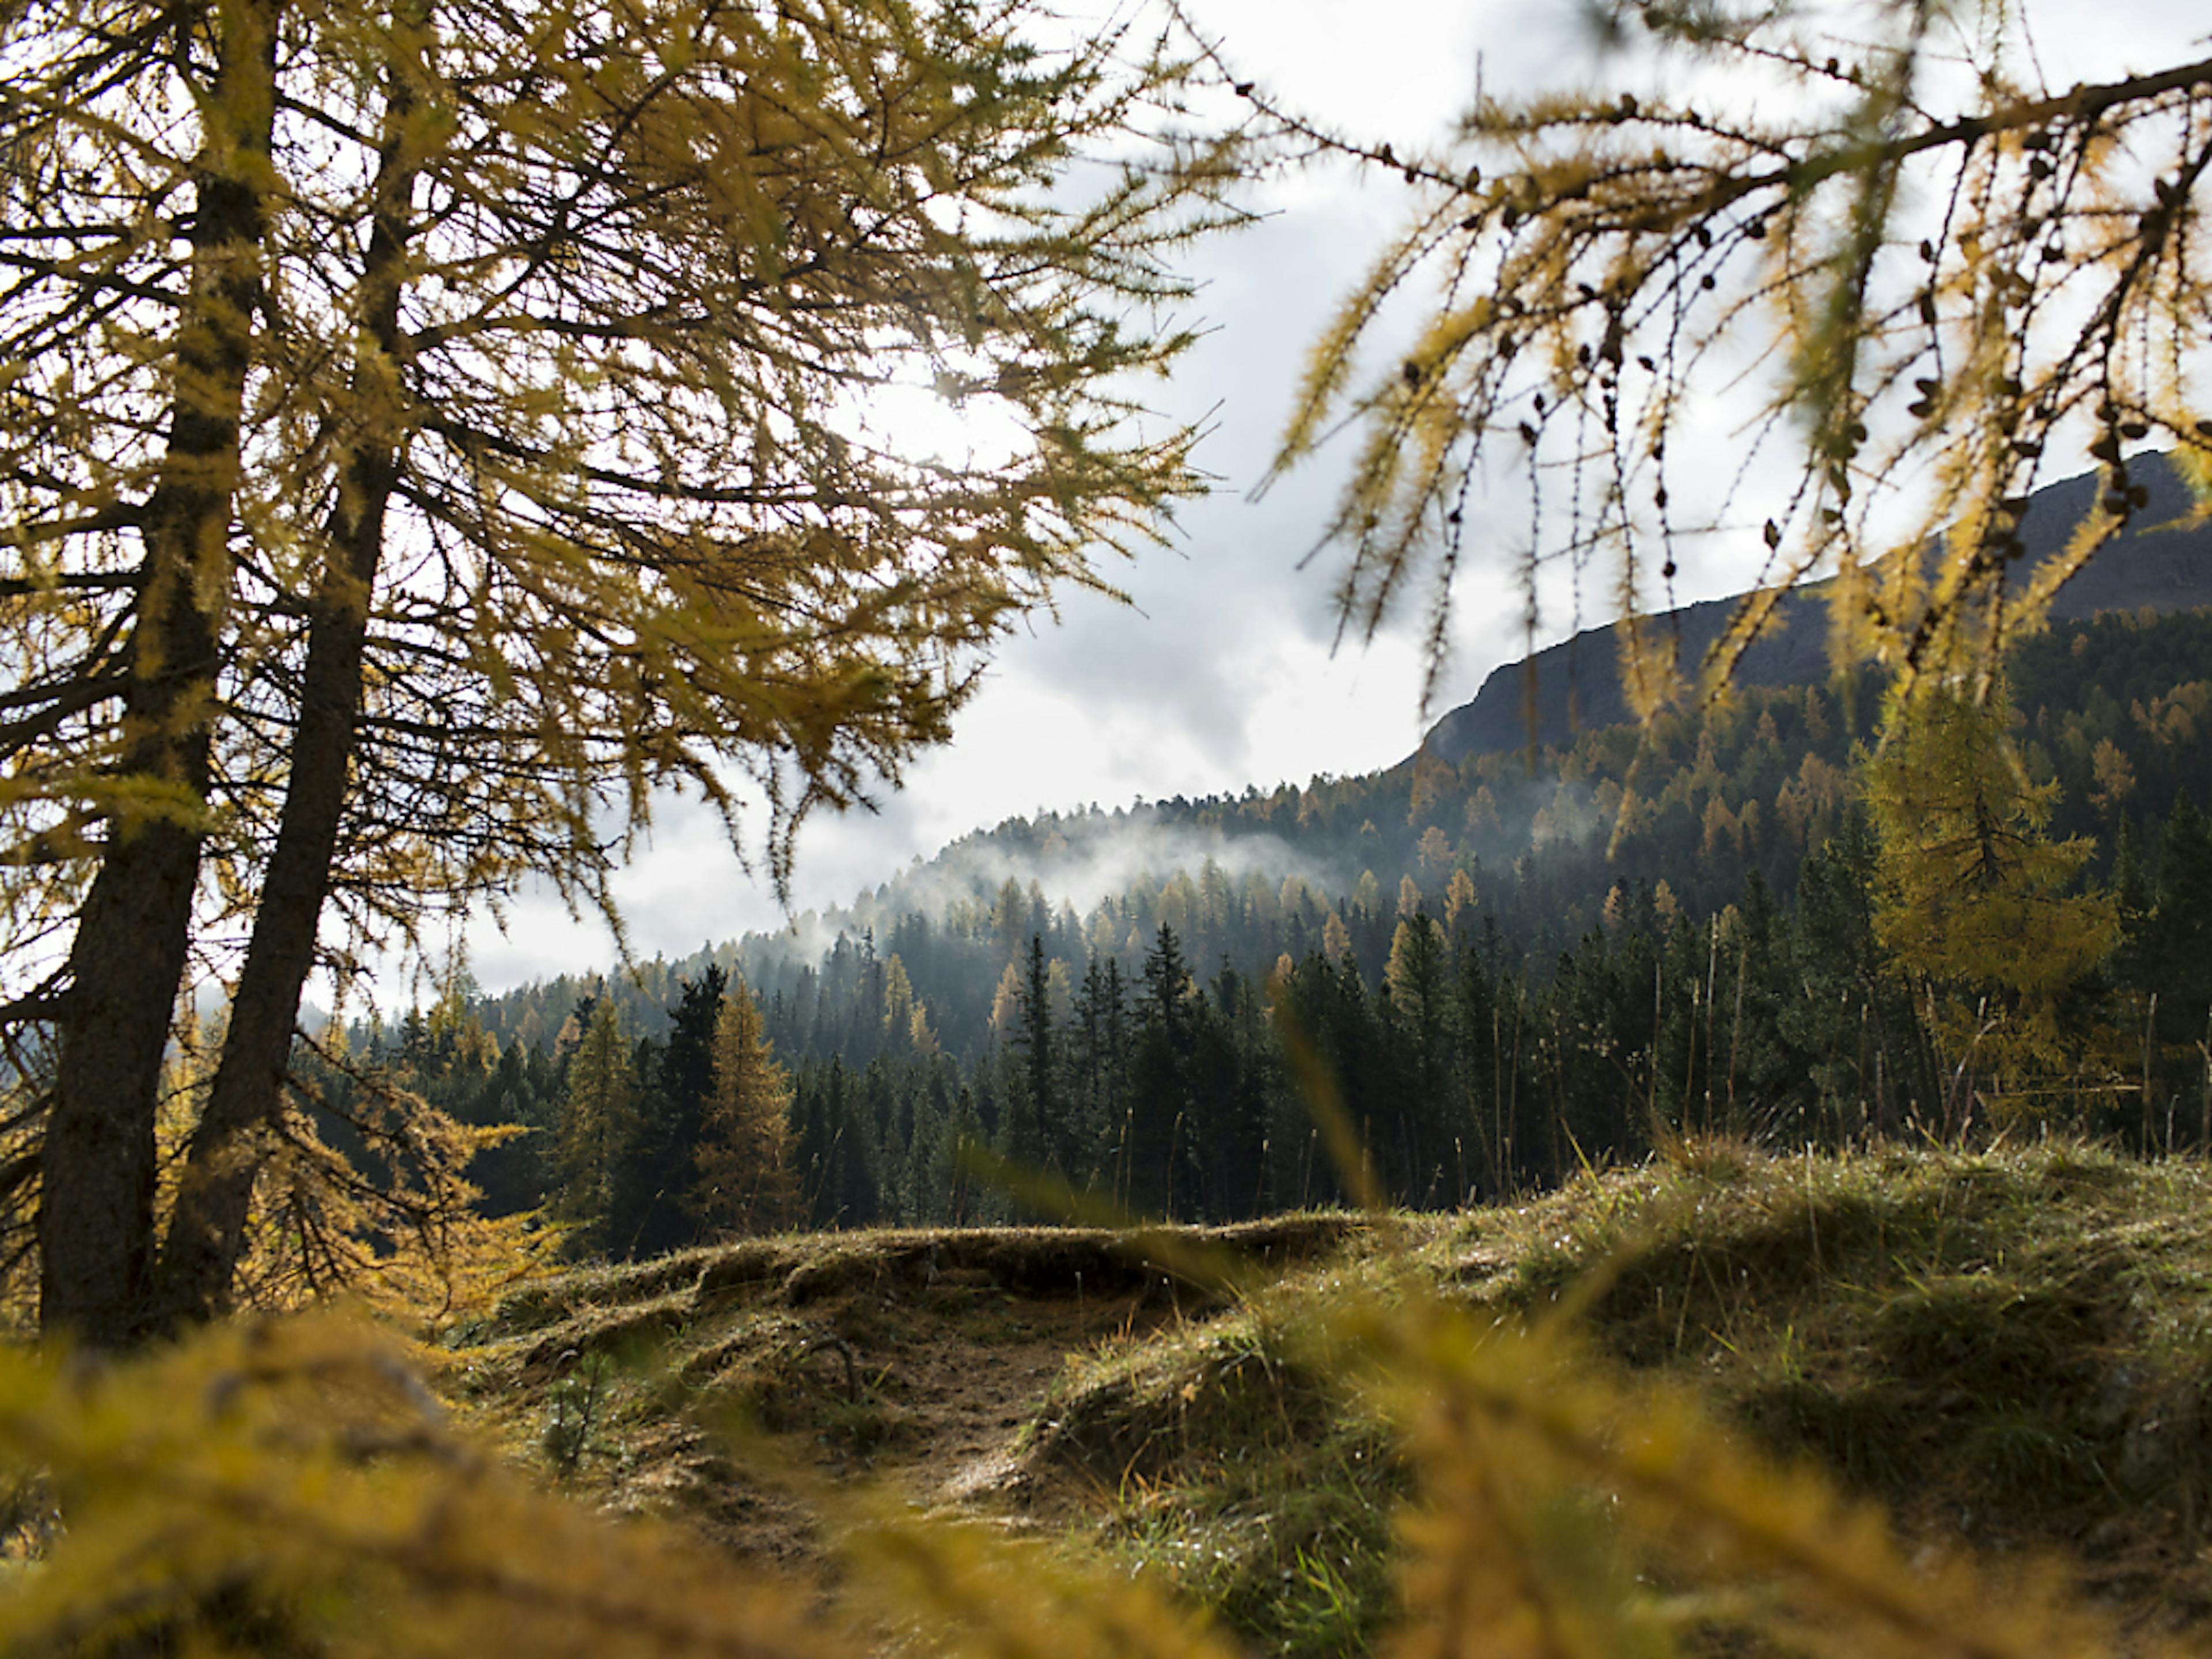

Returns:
152,52,421,1331
38,0,280,1349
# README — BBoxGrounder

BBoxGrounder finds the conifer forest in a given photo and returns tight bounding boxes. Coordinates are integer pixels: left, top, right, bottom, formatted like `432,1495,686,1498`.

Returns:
358,604,2212,1255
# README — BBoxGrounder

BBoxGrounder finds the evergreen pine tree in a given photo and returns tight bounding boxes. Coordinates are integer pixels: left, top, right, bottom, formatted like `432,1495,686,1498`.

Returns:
615,968,726,1257
2145,794,2212,1046
1126,926,1198,1217
1013,936,1060,1177
2111,815,2154,991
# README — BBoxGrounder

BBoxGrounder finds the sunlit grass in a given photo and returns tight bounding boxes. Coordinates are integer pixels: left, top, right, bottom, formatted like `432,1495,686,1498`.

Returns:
20,1141,2209,1654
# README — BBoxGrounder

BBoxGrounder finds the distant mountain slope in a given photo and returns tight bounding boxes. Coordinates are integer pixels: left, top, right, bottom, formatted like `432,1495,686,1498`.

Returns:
463,604,2212,1084
1421,452,2212,765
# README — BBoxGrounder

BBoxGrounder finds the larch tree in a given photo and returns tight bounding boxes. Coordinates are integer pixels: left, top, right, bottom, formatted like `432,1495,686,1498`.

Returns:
1222,0,2212,710
1384,910,1452,1112
552,1000,637,1255
3,0,1235,1342
1416,824,1453,880
1346,869,1379,918
3,0,284,1350
881,954,918,1044
1442,867,1478,931
1862,679,2118,1117
692,979,797,1237
987,959,1025,1041
1321,908,1353,964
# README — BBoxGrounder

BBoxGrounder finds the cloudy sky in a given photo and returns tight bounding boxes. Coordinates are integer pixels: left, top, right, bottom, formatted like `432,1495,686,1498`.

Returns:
449,0,2202,995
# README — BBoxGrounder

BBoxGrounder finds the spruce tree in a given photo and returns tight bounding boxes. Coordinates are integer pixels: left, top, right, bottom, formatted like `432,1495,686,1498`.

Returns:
1014,936,1060,1177
618,968,727,1258
1126,925,1198,1217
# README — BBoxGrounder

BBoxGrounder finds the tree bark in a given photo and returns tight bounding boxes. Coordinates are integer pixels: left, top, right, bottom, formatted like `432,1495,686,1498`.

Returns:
38,0,279,1349
153,54,419,1331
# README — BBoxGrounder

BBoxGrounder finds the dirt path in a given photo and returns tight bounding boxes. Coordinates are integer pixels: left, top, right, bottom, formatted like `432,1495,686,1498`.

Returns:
601,1278,1172,1567
883,1290,1157,1519
471,1220,1365,1571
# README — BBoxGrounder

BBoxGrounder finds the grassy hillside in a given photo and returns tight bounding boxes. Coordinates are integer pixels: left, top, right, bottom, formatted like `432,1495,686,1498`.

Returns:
442,1140,2212,1655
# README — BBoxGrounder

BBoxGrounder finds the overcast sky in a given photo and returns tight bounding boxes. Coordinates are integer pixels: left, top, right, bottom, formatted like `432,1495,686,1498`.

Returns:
445,0,2205,997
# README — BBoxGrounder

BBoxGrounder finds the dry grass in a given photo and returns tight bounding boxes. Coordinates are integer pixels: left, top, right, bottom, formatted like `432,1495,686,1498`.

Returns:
437,1140,2212,1654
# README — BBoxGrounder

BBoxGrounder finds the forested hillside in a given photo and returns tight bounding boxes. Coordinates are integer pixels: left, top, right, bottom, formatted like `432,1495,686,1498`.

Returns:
345,605,2212,1253
1421,449,2212,762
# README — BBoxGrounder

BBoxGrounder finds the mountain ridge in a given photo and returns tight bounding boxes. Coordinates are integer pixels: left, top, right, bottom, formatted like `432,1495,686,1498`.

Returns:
1419,451,2212,765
